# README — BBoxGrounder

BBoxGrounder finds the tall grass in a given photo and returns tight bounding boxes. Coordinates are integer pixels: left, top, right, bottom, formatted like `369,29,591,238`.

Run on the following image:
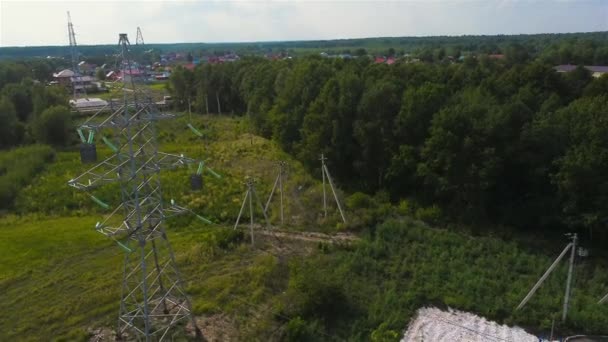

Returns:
0,145,54,210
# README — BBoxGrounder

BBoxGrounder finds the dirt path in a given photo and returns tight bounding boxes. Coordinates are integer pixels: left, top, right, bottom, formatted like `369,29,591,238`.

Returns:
236,225,360,244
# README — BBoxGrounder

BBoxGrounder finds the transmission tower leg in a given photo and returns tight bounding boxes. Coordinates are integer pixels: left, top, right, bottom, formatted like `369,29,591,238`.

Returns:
160,232,202,339
140,238,152,340
117,228,199,340
151,239,169,314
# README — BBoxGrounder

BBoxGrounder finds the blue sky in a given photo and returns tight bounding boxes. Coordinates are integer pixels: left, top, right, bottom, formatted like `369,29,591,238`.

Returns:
0,0,607,47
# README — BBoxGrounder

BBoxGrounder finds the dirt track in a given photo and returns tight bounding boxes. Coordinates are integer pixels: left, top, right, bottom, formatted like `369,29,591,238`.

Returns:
236,225,360,244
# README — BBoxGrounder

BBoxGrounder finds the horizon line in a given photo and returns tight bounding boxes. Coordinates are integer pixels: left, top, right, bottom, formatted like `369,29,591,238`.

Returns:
1,30,606,49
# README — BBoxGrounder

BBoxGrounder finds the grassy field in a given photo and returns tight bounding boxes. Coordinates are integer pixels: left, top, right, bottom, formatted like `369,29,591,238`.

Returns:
2,115,608,341
0,114,345,340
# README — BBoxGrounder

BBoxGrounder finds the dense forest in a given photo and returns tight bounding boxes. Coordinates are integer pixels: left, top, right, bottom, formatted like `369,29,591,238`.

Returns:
166,48,608,244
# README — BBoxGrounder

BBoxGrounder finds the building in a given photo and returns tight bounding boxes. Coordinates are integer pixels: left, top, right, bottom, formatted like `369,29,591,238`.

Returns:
52,69,95,91
69,97,109,112
52,69,75,86
72,75,95,92
554,65,608,78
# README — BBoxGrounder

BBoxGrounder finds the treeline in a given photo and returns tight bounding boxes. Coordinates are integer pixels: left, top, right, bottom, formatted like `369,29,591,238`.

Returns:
2,32,607,65
169,54,608,239
0,59,73,149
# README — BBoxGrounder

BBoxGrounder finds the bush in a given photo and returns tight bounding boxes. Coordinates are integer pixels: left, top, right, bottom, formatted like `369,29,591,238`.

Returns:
32,105,73,146
414,205,442,225
0,145,54,209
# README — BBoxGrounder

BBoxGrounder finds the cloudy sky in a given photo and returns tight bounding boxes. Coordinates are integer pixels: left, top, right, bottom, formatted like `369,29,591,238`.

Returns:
0,0,606,47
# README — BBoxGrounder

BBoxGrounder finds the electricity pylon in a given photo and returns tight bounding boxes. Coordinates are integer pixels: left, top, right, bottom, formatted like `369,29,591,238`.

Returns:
67,11,86,99
516,233,578,322
320,154,346,223
68,33,201,341
136,27,145,45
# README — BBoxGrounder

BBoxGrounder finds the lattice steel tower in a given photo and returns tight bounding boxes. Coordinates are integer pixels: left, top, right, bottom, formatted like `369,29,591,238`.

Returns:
68,33,201,341
136,27,145,45
67,11,86,99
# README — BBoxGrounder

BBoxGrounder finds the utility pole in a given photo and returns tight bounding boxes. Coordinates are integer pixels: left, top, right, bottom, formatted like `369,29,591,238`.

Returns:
234,177,271,245
265,161,287,225
320,154,328,218
562,233,577,322
319,154,346,223
68,33,201,341
516,233,579,323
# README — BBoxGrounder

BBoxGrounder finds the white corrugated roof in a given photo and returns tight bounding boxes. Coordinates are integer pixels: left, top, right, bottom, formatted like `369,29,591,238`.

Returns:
53,69,75,78
69,98,108,108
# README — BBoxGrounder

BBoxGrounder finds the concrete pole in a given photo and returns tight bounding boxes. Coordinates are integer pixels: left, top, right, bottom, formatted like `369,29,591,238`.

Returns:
517,242,573,310
562,233,577,322
321,154,327,218
234,188,249,230
279,165,284,225
324,164,347,223
249,185,254,245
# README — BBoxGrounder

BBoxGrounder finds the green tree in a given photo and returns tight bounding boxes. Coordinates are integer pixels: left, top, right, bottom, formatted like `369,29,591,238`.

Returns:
268,59,332,152
551,96,608,237
0,97,21,148
32,105,73,146
417,90,500,222
1,83,32,122
387,83,448,196
353,77,401,189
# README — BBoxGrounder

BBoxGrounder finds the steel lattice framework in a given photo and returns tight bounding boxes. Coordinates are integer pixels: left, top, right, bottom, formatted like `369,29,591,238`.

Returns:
67,11,86,99
136,27,145,45
68,33,200,341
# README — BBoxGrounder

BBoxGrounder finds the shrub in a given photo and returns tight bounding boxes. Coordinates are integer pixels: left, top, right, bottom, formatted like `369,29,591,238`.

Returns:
32,105,73,146
0,145,54,209
414,205,442,225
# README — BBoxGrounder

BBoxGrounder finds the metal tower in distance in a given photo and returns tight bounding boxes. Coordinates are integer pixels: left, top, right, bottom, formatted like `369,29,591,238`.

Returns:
68,33,201,340
136,27,145,45
67,11,86,99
